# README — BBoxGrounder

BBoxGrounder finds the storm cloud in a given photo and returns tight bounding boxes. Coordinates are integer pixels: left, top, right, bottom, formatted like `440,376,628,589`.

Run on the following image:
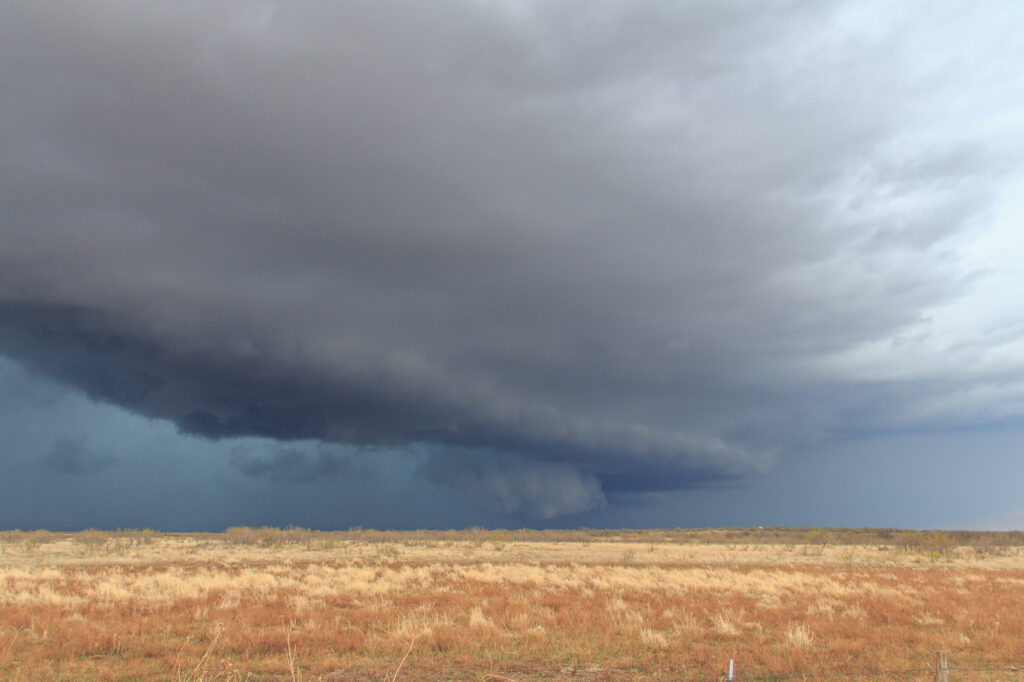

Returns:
229,444,356,483
42,438,120,476
1,1,1022,517
421,449,606,519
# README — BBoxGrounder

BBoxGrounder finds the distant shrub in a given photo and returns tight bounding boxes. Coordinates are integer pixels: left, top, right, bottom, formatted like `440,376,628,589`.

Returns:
104,528,161,551
0,530,19,553
488,532,508,551
77,529,111,552
223,525,322,548
21,529,55,550
224,526,260,545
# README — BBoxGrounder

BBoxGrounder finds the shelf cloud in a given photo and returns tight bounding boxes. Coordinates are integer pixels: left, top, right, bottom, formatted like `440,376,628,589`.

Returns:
1,1,1022,516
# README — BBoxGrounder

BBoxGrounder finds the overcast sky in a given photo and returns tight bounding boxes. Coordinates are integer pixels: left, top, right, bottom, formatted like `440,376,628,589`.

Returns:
2,1,1023,530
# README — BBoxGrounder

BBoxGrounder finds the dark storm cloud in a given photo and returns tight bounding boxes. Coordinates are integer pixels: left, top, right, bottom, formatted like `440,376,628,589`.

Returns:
1,1,1020,514
0,355,64,412
420,449,606,519
229,447,351,483
42,438,120,476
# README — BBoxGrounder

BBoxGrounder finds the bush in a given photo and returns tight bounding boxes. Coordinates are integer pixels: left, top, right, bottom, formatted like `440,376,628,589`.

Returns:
77,529,111,552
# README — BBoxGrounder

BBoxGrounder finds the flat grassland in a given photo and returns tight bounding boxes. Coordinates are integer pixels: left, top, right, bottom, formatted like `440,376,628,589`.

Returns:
2,528,1024,680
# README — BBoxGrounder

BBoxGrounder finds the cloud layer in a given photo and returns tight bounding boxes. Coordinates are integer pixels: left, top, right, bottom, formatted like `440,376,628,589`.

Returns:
1,1,1022,515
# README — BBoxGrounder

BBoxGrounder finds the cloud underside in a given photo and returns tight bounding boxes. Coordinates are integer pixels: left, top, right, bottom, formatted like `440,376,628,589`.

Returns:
0,301,755,487
1,1,1019,515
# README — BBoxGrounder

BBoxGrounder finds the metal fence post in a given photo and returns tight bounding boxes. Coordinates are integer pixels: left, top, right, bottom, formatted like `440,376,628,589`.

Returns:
936,651,949,682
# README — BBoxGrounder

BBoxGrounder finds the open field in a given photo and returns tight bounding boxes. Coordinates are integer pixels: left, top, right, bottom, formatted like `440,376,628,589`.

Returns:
2,528,1024,680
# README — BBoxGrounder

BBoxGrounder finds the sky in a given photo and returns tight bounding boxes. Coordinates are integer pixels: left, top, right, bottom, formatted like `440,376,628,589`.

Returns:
1,1,1023,531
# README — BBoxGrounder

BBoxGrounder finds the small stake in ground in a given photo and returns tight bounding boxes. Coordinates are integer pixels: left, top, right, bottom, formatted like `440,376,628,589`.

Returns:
936,651,949,682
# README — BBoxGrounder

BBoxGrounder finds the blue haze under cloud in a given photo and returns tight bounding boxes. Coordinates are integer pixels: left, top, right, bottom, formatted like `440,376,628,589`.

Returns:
1,1,1023,529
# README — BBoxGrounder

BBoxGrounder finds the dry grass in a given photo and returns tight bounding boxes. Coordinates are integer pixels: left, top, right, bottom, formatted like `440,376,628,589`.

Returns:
1,529,1023,679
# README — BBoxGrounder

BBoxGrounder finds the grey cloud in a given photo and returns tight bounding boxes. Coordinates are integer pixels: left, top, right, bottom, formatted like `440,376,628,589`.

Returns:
0,1,1020,514
42,438,120,476
229,446,353,483
422,449,606,519
0,356,65,412
0,300,761,484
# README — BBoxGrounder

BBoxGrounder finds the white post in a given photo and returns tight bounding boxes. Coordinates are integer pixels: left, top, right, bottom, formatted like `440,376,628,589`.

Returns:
728,659,734,680
936,652,949,682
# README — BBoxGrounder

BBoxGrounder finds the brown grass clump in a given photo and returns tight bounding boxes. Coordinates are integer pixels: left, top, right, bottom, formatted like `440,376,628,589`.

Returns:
1,528,1023,679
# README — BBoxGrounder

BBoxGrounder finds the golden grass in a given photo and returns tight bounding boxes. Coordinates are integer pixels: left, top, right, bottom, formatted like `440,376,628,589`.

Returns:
1,530,1023,679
